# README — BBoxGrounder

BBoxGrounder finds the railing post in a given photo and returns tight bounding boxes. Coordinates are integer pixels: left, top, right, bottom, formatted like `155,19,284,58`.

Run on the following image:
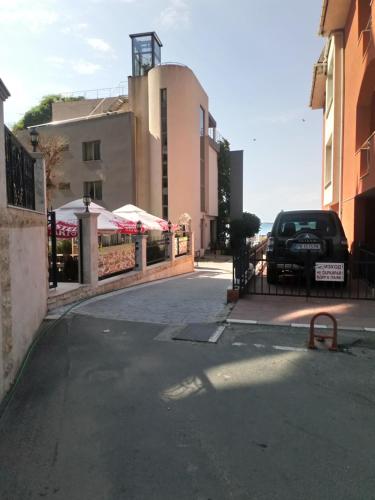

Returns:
134,234,147,271
187,231,194,257
75,212,99,285
168,231,176,262
31,152,45,213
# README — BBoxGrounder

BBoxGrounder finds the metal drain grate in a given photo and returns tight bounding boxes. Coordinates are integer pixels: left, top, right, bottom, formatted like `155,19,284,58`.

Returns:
172,323,225,343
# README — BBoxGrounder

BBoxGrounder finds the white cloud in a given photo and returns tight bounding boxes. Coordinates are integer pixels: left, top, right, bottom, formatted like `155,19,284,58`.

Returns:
45,56,65,68
157,0,190,29
89,0,136,3
0,0,58,33
72,60,101,75
61,22,88,35
86,37,112,53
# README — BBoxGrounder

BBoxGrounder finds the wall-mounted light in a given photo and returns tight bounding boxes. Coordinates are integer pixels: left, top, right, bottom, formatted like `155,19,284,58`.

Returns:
136,220,143,234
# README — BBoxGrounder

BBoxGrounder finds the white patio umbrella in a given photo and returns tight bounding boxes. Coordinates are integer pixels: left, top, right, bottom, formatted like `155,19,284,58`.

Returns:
113,203,170,231
50,199,143,238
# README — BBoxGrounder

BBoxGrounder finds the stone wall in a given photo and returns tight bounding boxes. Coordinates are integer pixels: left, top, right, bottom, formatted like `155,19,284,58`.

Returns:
0,207,48,399
0,81,48,402
98,243,135,278
48,254,194,311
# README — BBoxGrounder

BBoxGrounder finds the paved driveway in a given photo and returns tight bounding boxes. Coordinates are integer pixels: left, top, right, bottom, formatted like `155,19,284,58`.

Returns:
1,317,375,500
2,260,375,499
76,264,232,325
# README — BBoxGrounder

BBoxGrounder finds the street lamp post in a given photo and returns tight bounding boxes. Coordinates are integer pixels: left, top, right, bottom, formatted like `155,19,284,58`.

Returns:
29,127,39,152
83,194,91,212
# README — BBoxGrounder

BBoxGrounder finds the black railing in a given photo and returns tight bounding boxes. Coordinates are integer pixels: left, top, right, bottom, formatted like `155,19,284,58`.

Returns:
359,248,375,286
5,126,35,210
234,248,375,301
147,237,169,266
47,211,58,289
233,240,268,296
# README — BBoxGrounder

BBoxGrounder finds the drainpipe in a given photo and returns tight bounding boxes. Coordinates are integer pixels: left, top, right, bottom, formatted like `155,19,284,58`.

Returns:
338,31,345,220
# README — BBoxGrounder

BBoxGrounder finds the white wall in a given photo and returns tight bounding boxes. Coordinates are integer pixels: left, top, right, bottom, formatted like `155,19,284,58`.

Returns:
0,82,48,401
324,40,335,206
147,64,214,250
9,223,48,377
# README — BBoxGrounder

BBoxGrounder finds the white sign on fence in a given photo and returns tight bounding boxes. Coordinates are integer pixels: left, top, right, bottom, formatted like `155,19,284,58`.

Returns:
315,262,345,282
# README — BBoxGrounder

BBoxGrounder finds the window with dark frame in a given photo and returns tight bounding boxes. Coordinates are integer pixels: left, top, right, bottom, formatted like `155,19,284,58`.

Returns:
82,140,101,161
161,88,168,220
84,180,102,200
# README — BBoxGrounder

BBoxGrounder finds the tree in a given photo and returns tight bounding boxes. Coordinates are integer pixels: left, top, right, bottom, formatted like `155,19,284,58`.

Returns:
217,138,231,246
37,134,68,207
230,212,261,249
13,94,83,132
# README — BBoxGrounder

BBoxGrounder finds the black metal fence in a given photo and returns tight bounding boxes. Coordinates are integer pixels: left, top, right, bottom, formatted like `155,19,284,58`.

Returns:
233,241,267,296
147,236,169,266
233,244,375,300
5,126,35,210
47,211,58,288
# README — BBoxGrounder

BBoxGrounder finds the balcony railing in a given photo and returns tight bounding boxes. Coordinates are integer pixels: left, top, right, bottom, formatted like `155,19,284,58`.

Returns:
208,127,223,152
61,84,128,100
359,131,375,178
359,15,373,57
5,126,35,210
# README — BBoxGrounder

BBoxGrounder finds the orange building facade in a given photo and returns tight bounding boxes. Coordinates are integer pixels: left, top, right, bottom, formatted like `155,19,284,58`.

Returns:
311,0,375,254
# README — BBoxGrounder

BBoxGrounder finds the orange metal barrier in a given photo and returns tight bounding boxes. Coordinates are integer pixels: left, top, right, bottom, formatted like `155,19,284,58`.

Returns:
308,312,338,351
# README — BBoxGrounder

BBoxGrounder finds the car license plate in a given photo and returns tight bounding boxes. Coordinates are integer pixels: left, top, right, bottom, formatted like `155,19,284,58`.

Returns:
294,243,321,250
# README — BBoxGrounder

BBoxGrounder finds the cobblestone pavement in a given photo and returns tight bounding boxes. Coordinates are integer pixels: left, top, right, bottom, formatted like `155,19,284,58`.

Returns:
75,260,232,325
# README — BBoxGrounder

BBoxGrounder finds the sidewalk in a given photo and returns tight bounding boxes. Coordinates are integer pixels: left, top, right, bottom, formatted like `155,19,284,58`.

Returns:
228,294,375,331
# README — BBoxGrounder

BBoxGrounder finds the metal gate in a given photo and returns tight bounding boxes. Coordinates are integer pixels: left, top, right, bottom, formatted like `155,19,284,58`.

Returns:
233,244,375,300
47,210,58,288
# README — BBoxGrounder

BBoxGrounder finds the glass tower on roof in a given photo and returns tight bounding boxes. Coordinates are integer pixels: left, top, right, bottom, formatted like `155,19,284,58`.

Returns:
130,32,162,77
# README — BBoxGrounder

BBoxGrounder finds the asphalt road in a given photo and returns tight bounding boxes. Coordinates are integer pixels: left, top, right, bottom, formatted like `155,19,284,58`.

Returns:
1,312,375,500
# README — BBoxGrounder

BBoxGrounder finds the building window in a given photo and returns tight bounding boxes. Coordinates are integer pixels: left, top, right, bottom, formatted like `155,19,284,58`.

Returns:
324,137,333,188
84,180,102,200
82,140,101,161
58,182,70,191
161,88,168,220
200,106,206,212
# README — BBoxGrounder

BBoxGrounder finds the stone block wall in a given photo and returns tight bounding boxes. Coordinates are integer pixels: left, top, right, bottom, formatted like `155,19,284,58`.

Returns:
98,243,136,278
0,207,48,400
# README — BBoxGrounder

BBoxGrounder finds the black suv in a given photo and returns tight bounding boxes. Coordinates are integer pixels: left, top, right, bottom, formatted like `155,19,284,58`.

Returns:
266,210,349,284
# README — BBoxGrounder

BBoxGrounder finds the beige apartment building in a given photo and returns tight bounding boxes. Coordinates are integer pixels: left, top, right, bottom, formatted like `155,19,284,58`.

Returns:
22,32,220,252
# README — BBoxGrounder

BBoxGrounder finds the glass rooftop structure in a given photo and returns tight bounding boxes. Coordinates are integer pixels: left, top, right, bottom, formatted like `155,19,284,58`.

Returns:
130,32,163,77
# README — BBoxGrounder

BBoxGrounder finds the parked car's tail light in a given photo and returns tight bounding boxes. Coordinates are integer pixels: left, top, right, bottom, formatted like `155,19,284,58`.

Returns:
267,237,275,253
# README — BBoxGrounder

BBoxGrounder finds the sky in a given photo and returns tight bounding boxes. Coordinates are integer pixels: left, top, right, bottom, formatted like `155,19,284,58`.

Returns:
0,0,325,222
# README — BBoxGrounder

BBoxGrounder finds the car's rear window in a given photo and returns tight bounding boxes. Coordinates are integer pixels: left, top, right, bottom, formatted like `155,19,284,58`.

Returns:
277,213,337,237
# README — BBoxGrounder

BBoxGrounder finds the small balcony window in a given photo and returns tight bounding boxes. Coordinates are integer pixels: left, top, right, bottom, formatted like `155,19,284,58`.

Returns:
82,140,101,161
84,180,102,200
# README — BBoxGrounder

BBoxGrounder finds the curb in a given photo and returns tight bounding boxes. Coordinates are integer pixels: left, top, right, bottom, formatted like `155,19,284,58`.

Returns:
226,318,374,332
